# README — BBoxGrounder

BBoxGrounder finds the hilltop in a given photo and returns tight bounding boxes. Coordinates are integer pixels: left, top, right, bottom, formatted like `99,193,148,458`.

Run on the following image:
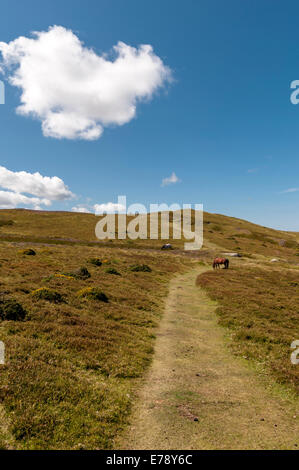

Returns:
0,209,298,260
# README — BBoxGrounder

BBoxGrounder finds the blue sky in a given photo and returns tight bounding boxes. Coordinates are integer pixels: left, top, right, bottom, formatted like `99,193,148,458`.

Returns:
0,0,299,229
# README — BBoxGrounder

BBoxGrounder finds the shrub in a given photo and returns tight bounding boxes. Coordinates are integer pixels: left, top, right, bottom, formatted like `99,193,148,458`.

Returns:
31,288,64,303
18,248,36,256
130,264,152,273
64,267,91,279
105,267,121,276
77,287,108,302
0,299,27,321
88,258,102,267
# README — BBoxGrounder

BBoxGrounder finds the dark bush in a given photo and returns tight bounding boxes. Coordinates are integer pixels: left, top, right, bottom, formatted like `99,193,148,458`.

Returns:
77,288,108,302
88,258,102,267
105,268,121,275
64,267,91,279
18,249,36,256
32,288,64,303
0,299,27,321
130,264,152,273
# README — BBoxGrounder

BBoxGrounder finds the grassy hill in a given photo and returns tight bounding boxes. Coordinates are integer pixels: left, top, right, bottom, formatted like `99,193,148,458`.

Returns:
0,208,298,258
0,209,298,449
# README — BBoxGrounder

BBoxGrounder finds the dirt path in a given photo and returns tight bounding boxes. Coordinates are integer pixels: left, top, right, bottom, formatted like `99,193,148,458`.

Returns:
116,267,299,450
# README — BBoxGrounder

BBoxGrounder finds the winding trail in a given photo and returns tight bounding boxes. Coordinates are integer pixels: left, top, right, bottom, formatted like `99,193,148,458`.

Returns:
117,268,299,450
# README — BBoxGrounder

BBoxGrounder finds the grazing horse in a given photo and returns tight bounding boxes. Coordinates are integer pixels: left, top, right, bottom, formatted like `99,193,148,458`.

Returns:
213,257,229,269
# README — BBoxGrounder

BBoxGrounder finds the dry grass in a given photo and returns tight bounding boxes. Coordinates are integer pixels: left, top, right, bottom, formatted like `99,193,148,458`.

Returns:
0,209,298,260
0,209,298,449
197,265,299,393
0,240,192,449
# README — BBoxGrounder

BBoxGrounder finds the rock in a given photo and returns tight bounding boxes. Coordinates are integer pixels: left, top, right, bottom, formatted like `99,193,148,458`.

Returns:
270,258,279,263
194,417,199,422
72,266,91,279
161,243,173,250
223,252,242,257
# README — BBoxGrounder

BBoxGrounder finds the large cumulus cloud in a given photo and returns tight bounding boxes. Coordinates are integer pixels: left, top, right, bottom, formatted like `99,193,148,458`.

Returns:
0,26,172,140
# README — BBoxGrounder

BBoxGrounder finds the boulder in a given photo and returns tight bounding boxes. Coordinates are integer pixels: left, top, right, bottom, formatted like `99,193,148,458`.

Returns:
223,252,242,257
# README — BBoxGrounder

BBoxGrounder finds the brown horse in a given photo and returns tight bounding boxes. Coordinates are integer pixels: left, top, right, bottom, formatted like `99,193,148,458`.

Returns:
213,257,229,269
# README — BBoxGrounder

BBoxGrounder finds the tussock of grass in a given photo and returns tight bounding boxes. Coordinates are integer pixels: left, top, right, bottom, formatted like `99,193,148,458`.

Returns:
77,287,108,302
105,268,120,276
130,264,152,273
88,258,102,267
64,267,91,279
31,288,64,304
197,266,299,393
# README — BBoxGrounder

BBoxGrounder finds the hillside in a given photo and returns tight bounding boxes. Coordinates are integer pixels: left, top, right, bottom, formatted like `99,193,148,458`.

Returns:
0,209,298,449
0,209,298,260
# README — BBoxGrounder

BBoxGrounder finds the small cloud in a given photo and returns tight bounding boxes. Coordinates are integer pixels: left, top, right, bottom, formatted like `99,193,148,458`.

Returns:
94,202,126,215
161,172,181,187
71,206,92,214
281,188,299,193
0,166,74,200
0,166,74,209
247,168,258,173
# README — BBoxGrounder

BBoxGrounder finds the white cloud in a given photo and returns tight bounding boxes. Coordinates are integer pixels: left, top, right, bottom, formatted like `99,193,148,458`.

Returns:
71,206,92,214
94,202,126,214
0,26,172,140
0,190,51,209
281,188,299,193
0,166,73,200
161,172,180,187
0,166,74,209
